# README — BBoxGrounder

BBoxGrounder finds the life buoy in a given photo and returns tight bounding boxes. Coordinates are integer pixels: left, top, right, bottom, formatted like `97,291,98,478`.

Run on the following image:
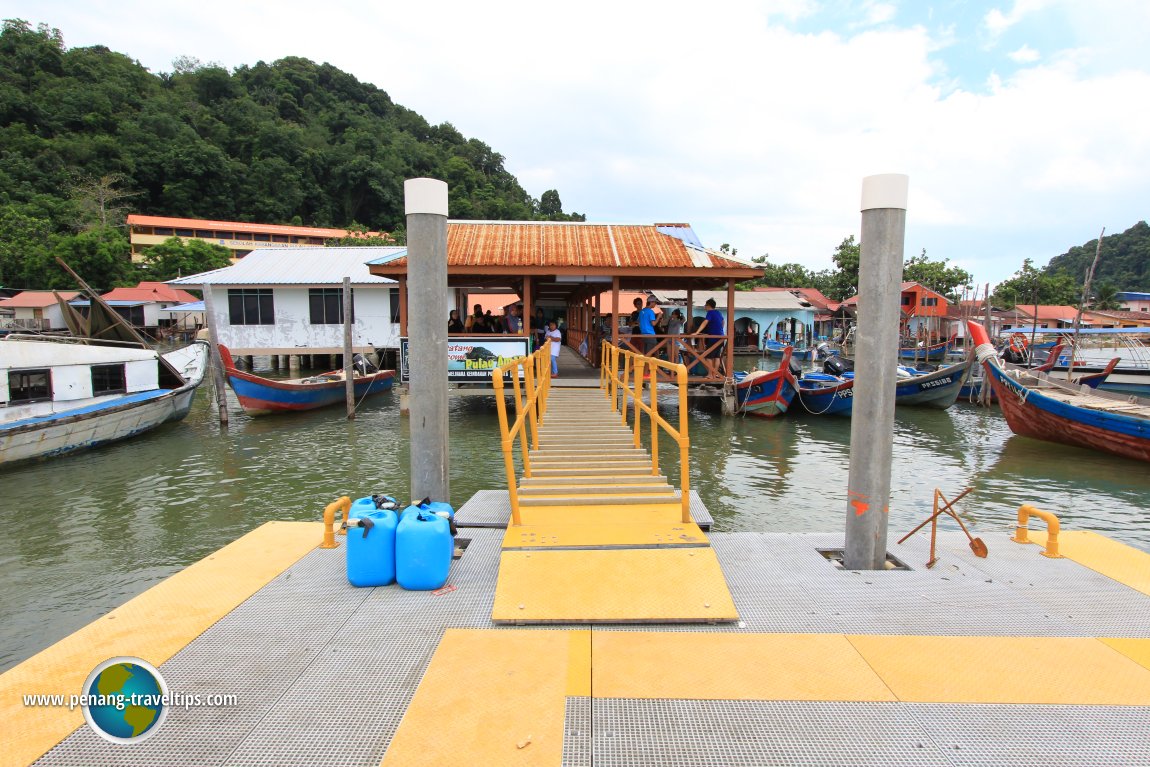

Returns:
1009,333,1028,355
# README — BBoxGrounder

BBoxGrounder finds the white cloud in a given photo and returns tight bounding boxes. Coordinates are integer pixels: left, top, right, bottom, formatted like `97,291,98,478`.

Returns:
984,0,1053,37
14,0,1150,283
1008,44,1041,63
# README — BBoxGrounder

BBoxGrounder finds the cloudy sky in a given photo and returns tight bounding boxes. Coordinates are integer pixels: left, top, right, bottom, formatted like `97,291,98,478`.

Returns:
14,0,1150,285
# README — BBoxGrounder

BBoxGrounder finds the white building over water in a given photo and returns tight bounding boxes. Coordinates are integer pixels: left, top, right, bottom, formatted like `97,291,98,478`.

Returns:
171,248,403,355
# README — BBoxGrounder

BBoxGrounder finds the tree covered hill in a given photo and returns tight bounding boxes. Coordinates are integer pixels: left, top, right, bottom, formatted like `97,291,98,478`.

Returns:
1043,221,1150,292
0,19,583,289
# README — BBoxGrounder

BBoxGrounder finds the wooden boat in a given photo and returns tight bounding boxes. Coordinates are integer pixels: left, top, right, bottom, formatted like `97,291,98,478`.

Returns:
968,321,1150,462
1005,327,1150,396
733,346,798,418
898,337,950,361
1,336,209,464
764,339,814,361
795,372,855,416
893,359,972,409
219,345,395,415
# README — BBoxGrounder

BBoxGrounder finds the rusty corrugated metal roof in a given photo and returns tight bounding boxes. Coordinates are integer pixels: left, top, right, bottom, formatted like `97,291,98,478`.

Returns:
371,222,754,271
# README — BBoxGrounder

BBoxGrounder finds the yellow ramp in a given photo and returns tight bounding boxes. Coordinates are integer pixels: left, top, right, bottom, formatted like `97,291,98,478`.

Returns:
492,548,738,623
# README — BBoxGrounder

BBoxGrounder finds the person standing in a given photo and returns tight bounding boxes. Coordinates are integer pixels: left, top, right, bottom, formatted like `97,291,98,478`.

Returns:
638,296,659,356
694,298,726,377
546,320,562,377
465,303,485,333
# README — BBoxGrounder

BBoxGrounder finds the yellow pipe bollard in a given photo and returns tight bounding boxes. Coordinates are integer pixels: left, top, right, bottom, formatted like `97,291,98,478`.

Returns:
321,496,352,549
1013,504,1063,558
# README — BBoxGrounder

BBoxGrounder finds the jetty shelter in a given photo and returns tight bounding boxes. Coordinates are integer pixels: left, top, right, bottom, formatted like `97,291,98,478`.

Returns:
171,248,402,355
653,289,816,352
0,290,80,332
366,220,761,381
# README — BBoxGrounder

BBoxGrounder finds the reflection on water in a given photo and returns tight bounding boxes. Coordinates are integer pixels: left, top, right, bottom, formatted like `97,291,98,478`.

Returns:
2,368,1149,671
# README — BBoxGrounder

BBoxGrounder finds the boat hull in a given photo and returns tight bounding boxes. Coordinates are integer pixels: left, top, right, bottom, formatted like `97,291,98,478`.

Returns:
734,358,797,419
227,370,395,414
898,339,949,361
0,343,208,465
970,324,1150,463
796,375,854,416
894,360,970,409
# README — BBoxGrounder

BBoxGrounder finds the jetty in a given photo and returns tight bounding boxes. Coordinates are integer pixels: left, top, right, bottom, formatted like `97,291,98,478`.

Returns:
4,345,1150,767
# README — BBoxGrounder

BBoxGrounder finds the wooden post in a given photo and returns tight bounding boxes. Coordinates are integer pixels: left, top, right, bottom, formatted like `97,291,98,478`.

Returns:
523,276,533,340
726,279,735,378
611,277,620,346
343,276,355,419
202,285,229,426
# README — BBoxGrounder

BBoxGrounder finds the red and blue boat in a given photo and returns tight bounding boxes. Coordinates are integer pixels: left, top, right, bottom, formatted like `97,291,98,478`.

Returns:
219,345,395,415
898,336,951,361
969,321,1150,462
733,346,799,418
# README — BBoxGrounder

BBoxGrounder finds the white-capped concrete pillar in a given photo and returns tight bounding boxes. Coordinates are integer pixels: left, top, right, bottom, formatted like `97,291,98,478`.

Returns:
844,174,908,570
405,178,451,504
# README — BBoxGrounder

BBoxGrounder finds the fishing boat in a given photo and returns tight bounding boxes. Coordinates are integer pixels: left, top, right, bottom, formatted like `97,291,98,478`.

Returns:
892,359,972,408
219,345,395,415
1,335,209,465
795,371,855,415
968,321,1150,462
764,338,814,361
897,336,950,361
733,346,799,418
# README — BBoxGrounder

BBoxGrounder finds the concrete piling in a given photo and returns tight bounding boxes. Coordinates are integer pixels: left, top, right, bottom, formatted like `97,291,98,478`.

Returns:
843,174,908,570
405,178,451,504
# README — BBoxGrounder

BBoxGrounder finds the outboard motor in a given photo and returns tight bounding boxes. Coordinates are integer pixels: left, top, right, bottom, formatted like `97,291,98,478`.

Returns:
823,356,852,376
788,357,804,377
353,353,379,376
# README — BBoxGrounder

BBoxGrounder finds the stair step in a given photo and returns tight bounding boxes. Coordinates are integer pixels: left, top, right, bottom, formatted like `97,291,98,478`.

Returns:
528,467,653,477
518,493,681,507
519,484,672,495
529,459,650,469
520,474,668,486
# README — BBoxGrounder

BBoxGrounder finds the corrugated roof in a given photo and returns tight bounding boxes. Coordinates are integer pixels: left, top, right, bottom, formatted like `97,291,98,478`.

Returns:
127,214,385,240
169,248,400,286
1016,305,1086,321
366,222,755,272
102,283,200,304
754,287,841,312
653,290,814,312
0,291,79,308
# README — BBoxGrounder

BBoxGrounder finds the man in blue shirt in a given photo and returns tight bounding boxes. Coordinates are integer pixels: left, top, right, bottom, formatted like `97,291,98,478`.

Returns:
693,298,726,376
638,296,659,355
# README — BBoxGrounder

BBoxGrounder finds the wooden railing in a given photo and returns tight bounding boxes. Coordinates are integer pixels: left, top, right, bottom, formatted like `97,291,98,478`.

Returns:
600,341,692,524
492,341,552,526
613,333,727,381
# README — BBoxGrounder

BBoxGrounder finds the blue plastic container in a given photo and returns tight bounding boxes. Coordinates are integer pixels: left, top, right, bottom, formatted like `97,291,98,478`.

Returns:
349,496,377,521
396,511,453,591
420,500,455,520
346,509,398,587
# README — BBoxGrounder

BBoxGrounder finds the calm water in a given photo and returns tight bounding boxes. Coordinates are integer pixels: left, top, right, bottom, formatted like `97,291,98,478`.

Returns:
2,357,1148,671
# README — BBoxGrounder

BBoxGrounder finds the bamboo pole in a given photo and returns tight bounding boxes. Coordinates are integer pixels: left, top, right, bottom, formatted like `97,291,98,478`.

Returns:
1068,228,1105,381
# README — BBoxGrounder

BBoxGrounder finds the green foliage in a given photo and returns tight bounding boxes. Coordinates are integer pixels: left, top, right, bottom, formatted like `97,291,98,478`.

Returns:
0,19,583,288
823,235,860,301
324,223,397,247
46,226,133,291
1043,221,1150,292
991,258,1081,309
902,248,971,301
138,237,231,280
1091,282,1121,310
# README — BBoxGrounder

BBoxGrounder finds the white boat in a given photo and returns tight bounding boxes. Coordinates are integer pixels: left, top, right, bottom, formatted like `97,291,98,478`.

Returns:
1,336,209,465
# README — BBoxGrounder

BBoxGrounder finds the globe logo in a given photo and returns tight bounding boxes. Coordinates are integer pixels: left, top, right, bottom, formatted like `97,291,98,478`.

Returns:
81,657,169,743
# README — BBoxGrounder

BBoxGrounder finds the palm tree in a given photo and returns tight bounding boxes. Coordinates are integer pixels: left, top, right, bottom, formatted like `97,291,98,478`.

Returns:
1091,283,1122,311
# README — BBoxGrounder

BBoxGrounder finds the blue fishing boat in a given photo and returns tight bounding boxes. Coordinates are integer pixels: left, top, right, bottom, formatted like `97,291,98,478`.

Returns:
892,359,972,408
795,372,854,415
219,345,394,415
733,347,799,418
764,339,814,361
969,321,1150,462
898,336,951,361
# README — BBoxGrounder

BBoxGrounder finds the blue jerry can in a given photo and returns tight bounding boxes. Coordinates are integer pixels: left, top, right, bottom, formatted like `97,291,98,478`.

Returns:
396,511,453,591
349,496,377,522
346,509,398,587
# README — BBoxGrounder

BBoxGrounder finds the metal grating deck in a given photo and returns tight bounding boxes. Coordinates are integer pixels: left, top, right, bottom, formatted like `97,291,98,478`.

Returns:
29,526,1150,767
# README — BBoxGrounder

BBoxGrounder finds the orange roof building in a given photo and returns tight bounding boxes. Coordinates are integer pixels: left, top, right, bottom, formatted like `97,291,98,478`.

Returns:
126,214,390,261
0,291,80,331
102,282,200,305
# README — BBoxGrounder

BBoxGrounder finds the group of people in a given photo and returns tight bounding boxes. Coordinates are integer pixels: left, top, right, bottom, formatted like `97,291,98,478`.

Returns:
622,297,726,376
448,305,562,375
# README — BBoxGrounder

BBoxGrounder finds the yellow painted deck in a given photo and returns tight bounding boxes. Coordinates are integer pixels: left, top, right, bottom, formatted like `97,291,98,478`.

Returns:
490,387,739,624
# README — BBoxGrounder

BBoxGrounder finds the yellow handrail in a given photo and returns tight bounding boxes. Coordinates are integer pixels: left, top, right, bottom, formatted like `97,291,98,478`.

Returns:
492,340,553,526
599,341,692,524
1012,504,1064,558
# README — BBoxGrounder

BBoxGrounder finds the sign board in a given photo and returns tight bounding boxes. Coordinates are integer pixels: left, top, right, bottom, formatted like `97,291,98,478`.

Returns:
399,336,532,384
